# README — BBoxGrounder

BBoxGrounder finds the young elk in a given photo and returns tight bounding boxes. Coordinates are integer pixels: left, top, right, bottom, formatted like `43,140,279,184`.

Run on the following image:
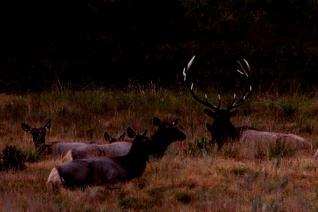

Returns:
21,120,98,157
47,131,151,188
183,56,311,150
64,117,186,160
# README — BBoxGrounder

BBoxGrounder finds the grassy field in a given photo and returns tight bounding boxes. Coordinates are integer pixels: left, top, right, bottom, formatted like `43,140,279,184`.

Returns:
1,87,318,211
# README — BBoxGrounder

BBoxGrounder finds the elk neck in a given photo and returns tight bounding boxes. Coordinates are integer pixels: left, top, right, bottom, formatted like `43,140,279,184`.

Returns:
209,117,240,144
149,130,175,157
113,136,150,179
34,137,45,150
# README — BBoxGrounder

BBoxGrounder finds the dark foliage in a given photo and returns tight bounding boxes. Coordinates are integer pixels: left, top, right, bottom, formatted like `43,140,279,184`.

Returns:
1,0,318,91
175,191,192,204
0,145,26,171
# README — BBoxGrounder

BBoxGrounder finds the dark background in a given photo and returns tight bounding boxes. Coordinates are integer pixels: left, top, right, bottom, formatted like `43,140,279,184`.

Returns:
1,0,318,91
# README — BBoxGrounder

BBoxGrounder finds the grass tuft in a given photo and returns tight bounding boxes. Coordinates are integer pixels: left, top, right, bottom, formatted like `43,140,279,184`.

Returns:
268,139,296,159
117,195,154,210
24,149,41,163
175,191,192,204
186,137,214,157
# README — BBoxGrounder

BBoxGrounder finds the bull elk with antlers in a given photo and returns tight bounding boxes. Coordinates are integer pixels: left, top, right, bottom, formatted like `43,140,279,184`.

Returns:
183,56,312,151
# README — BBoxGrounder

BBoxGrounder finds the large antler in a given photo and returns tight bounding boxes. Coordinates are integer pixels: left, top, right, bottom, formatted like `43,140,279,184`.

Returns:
228,58,253,110
183,56,252,111
183,56,221,111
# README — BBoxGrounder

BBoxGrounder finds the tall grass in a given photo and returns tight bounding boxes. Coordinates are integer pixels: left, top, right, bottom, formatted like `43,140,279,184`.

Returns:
0,88,317,210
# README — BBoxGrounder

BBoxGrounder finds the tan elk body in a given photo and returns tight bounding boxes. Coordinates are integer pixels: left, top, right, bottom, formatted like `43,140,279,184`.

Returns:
64,117,186,160
63,141,132,161
241,129,311,149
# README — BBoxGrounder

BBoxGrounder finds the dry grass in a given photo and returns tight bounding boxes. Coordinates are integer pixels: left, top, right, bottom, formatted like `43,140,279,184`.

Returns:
1,88,318,211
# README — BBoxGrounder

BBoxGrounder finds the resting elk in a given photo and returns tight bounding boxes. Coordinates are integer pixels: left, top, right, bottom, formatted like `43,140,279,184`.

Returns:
64,117,186,160
64,127,146,161
47,131,151,188
183,56,311,151
21,120,101,157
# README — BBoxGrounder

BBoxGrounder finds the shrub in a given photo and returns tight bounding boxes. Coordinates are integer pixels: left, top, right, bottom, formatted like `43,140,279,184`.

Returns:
279,101,298,119
147,187,165,204
0,145,26,171
175,191,192,204
24,149,41,163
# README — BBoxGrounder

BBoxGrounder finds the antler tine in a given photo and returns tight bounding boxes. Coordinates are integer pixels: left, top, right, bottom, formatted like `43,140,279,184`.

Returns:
189,84,220,110
230,85,252,108
183,56,220,111
228,58,253,110
243,58,250,69
236,60,249,77
183,56,196,81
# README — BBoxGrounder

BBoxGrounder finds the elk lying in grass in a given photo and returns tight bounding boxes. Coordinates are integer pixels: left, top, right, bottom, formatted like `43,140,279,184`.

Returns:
63,127,148,161
21,120,100,157
47,131,151,188
183,56,312,151
64,117,186,161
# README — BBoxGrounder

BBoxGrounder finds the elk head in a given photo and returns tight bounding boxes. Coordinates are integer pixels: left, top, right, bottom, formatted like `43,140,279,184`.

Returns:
183,56,252,149
150,117,186,157
21,119,51,153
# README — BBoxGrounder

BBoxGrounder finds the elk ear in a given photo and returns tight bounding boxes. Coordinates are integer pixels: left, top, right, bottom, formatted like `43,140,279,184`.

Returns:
127,127,136,138
43,119,51,131
204,109,215,117
118,132,126,140
153,117,161,126
21,123,32,133
104,131,113,143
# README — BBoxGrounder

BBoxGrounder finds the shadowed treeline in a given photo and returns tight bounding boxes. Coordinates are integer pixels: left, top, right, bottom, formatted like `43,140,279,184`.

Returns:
1,0,318,90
